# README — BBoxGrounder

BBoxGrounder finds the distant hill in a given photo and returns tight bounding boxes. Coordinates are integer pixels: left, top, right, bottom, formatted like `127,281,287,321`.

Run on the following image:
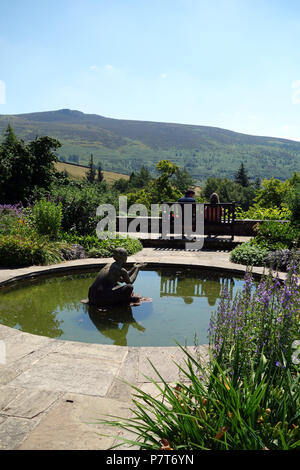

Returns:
0,108,299,183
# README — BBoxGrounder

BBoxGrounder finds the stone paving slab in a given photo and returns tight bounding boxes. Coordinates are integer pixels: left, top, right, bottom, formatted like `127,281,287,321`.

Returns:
0,334,63,386
16,393,132,450
0,385,24,411
8,350,126,396
0,415,41,450
137,345,208,383
1,388,61,419
56,338,128,361
107,347,139,402
0,330,55,366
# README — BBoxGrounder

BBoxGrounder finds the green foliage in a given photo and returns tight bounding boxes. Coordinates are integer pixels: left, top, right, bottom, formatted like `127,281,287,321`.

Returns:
58,231,100,250
96,348,300,450
284,183,300,226
128,166,152,189
254,177,291,209
2,124,18,148
97,162,104,183
171,166,195,193
234,162,249,187
32,198,63,239
265,249,300,272
0,127,61,204
236,204,291,221
0,234,64,267
230,220,299,267
58,230,143,257
87,237,143,258
49,180,115,235
126,160,182,211
86,154,96,183
0,213,23,236
255,221,299,249
112,177,130,193
202,177,256,210
230,242,269,266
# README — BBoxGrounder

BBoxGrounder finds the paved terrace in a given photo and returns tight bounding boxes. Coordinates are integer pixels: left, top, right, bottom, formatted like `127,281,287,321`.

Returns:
0,247,286,450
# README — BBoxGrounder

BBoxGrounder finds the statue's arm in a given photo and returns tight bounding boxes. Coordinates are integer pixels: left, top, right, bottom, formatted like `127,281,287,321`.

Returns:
120,267,139,285
120,268,131,284
119,263,147,285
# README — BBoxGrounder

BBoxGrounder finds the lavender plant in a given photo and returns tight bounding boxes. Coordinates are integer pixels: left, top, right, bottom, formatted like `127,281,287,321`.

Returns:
209,264,300,374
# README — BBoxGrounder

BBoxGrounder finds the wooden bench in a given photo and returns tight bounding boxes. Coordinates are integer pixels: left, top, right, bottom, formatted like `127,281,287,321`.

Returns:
163,201,236,240
115,202,236,240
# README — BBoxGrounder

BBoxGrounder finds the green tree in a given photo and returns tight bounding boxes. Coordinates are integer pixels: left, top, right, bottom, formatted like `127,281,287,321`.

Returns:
128,166,152,189
287,171,300,187
0,129,60,203
254,177,291,208
202,177,255,210
112,178,130,193
126,160,182,210
86,154,96,183
254,177,261,190
28,136,61,189
97,162,104,183
284,182,300,226
235,162,249,187
172,166,194,193
1,124,18,149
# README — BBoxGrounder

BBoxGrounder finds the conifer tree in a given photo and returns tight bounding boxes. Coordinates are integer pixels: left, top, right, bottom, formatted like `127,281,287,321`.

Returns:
235,162,249,187
2,124,18,148
97,162,104,183
86,154,96,183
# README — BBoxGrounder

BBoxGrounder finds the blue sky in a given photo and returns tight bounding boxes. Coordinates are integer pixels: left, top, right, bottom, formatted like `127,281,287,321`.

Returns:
0,0,300,140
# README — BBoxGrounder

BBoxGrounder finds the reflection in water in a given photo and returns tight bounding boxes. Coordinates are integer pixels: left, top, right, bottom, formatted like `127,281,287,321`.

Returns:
159,269,235,306
87,304,146,346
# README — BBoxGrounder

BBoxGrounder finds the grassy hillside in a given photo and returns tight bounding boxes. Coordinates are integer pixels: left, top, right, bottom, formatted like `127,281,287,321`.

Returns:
1,108,299,183
55,161,129,184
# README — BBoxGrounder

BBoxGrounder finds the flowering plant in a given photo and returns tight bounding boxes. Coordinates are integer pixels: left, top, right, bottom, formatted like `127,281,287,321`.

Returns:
209,264,300,374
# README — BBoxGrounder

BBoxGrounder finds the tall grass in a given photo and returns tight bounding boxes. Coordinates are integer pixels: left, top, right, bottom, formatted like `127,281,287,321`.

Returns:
96,346,299,450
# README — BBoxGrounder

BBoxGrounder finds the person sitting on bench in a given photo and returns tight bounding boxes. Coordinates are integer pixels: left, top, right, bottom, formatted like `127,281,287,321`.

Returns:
205,193,223,223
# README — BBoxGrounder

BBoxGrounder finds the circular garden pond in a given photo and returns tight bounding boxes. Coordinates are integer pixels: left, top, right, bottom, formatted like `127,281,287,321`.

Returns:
0,267,247,347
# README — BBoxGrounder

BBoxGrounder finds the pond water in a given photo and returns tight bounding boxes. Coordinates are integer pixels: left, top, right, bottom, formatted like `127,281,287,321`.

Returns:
0,268,246,347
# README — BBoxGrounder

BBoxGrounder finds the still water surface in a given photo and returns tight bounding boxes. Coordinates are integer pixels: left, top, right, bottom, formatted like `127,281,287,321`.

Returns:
0,268,245,346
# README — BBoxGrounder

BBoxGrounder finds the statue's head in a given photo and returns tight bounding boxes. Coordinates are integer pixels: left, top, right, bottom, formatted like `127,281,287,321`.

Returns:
113,247,128,263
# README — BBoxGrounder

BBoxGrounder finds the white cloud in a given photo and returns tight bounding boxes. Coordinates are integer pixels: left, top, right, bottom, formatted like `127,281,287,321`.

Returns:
104,64,113,71
160,72,167,79
291,80,300,104
0,80,6,104
89,65,99,71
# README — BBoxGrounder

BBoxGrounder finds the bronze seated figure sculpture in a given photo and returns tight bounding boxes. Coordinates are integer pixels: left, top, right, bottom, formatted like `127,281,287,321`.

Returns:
87,247,148,308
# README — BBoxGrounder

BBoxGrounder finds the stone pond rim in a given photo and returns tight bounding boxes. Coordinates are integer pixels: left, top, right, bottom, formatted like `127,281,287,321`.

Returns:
0,258,270,290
